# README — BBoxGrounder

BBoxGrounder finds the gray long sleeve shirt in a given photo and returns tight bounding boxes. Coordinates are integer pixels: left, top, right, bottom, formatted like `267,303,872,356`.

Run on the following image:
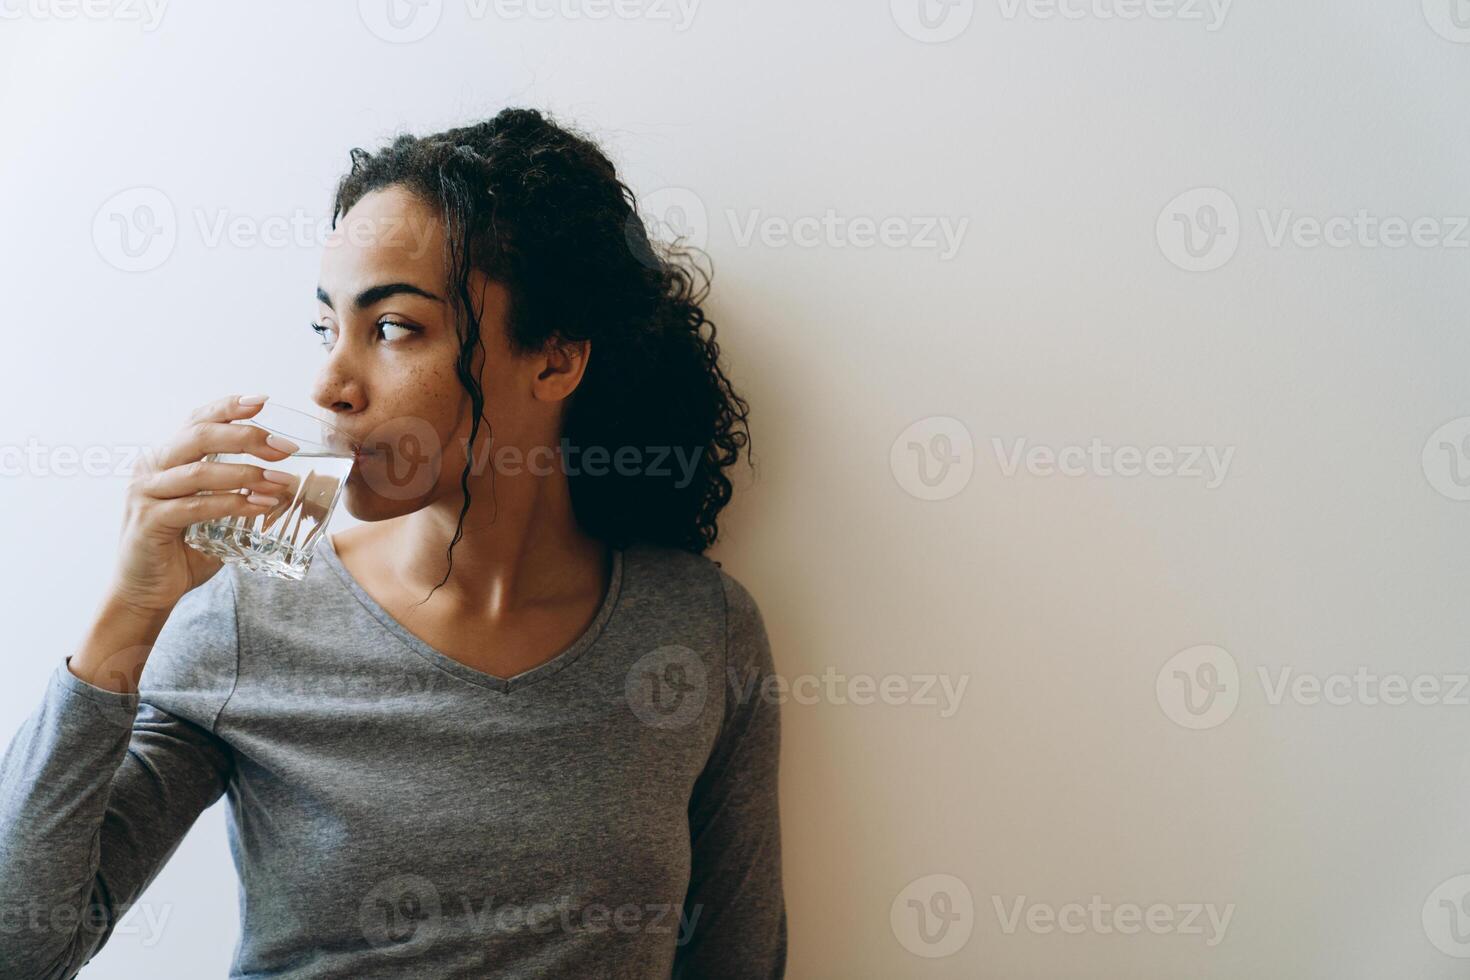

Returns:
0,535,786,979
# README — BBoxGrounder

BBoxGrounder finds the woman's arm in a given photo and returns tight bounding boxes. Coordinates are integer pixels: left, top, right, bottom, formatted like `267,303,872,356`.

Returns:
674,571,787,979
0,571,239,980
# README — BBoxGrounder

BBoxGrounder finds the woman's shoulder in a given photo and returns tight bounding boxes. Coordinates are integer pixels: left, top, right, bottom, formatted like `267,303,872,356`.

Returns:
621,541,765,635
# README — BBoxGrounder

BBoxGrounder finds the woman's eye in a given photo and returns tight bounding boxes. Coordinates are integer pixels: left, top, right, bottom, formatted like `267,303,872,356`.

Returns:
379,321,416,343
310,320,414,347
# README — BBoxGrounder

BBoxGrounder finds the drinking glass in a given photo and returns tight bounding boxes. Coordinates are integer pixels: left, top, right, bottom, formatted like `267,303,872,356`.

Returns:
183,403,356,580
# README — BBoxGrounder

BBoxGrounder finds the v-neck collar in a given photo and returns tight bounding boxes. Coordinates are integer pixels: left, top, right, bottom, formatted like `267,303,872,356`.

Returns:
316,533,625,694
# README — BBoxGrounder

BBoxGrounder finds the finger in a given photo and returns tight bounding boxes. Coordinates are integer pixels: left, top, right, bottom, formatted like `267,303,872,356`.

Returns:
140,460,297,500
148,489,281,531
132,396,273,479
187,393,270,427
157,419,300,472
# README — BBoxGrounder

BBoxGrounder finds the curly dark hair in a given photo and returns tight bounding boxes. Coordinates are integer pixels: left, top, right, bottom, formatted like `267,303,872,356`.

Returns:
329,107,753,593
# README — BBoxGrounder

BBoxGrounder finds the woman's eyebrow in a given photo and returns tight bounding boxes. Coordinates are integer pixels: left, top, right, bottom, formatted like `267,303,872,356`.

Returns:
315,282,444,311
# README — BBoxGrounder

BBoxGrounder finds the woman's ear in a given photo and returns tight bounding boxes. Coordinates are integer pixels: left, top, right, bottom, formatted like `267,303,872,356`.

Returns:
533,337,591,402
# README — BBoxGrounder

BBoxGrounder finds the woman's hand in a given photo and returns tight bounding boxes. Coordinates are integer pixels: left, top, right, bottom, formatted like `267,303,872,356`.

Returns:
107,395,300,615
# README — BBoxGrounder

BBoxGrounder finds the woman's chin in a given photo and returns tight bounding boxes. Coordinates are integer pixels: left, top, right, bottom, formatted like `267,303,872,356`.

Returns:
341,464,428,522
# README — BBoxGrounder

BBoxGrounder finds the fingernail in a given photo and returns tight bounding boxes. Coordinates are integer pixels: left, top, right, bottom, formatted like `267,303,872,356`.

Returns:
247,493,280,506
261,469,294,485
238,394,269,406
266,435,300,454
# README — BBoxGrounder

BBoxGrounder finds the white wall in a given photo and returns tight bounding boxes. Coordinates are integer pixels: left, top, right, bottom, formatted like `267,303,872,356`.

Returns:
3,0,1469,976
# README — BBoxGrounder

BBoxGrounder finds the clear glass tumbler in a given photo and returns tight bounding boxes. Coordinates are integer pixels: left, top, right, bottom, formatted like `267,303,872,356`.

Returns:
183,403,356,580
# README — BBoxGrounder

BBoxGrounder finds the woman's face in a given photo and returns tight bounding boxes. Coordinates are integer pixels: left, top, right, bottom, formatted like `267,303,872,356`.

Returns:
310,185,582,522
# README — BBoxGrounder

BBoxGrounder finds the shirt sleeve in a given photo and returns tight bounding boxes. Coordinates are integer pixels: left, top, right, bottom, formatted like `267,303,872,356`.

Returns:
0,569,240,980
673,569,788,979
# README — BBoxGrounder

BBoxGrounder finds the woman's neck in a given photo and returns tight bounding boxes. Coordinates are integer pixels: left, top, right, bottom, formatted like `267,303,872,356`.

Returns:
350,470,609,617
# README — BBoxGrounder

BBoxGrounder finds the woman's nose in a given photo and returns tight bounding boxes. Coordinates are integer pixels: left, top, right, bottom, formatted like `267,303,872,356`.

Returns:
311,368,363,415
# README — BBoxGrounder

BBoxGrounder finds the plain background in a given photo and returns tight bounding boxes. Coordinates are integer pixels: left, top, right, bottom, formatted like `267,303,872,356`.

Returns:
3,0,1470,976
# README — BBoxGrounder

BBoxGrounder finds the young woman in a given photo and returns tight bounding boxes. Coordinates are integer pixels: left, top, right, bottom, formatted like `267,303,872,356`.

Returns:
0,108,785,978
